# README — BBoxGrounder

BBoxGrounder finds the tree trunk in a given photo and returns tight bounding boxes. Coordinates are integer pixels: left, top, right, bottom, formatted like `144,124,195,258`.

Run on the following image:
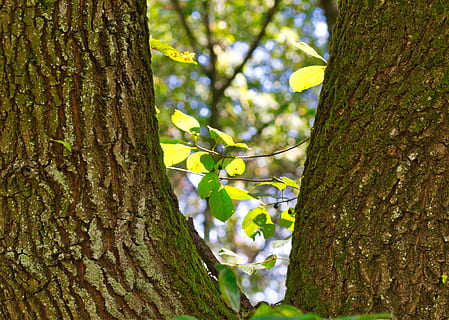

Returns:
0,1,235,319
286,1,449,319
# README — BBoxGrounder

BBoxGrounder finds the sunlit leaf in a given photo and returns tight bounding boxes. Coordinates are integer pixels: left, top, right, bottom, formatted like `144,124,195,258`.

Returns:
197,172,220,198
289,65,326,93
281,176,299,189
50,139,72,152
293,41,327,63
231,142,250,150
262,255,277,269
242,206,275,240
170,316,198,320
208,126,235,145
225,158,246,176
442,274,448,284
216,265,240,312
160,143,193,166
150,38,198,64
209,188,234,222
280,208,295,231
224,185,258,200
186,151,214,173
256,181,286,191
171,109,201,136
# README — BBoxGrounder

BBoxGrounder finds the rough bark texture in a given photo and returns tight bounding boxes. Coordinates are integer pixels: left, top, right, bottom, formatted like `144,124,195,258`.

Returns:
286,1,449,319
0,1,235,319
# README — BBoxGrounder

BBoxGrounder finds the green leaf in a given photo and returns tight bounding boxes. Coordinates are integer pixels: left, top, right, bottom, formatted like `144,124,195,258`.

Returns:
216,265,240,312
280,208,295,230
186,151,214,173
208,126,235,145
289,65,326,93
225,158,246,176
49,139,72,151
170,316,198,320
242,207,275,240
231,142,250,150
442,274,448,284
160,143,193,166
197,172,220,198
209,188,234,222
293,41,327,63
150,38,197,64
224,185,258,200
171,109,201,136
262,255,277,269
281,176,299,189
256,181,286,191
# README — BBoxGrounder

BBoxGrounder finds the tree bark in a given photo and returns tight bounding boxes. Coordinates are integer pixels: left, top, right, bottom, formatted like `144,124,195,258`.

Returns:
0,1,235,319
286,1,449,319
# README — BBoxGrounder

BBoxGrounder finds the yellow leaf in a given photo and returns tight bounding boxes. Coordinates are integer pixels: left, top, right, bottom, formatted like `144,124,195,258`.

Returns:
171,109,200,135
289,65,326,93
293,42,327,63
150,38,197,64
225,158,246,176
224,186,258,200
160,143,193,166
186,151,214,173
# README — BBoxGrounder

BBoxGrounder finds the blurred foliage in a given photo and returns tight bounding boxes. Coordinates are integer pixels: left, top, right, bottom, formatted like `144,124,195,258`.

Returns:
147,0,331,304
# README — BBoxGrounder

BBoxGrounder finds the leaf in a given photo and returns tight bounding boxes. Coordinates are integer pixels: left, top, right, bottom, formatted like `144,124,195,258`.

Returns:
160,143,193,166
289,66,326,93
225,158,246,176
271,238,290,248
256,181,286,191
240,264,265,275
216,265,240,312
218,248,243,265
281,176,299,189
186,151,214,173
170,316,198,320
262,255,277,269
442,274,448,284
208,126,235,146
150,38,198,64
242,206,275,240
224,185,258,200
280,208,295,230
209,188,234,222
171,109,201,136
197,172,221,198
293,41,327,63
231,142,250,150
49,139,72,151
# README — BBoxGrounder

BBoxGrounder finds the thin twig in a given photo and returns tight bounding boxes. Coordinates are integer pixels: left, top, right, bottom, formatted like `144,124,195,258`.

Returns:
238,138,310,159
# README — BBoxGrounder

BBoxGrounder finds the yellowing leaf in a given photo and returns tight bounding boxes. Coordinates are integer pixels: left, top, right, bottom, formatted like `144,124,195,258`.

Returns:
225,158,246,176
171,110,200,135
242,206,275,240
289,65,326,93
293,41,327,63
160,143,193,166
208,126,235,145
224,186,258,200
150,38,197,64
281,176,299,189
186,151,214,173
280,208,295,231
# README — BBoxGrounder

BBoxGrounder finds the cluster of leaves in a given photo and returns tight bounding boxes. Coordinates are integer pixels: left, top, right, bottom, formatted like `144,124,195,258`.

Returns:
171,265,394,320
160,109,298,229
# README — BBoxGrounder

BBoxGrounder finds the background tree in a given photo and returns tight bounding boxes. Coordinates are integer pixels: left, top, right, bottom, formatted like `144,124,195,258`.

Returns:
0,1,235,319
286,1,449,318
